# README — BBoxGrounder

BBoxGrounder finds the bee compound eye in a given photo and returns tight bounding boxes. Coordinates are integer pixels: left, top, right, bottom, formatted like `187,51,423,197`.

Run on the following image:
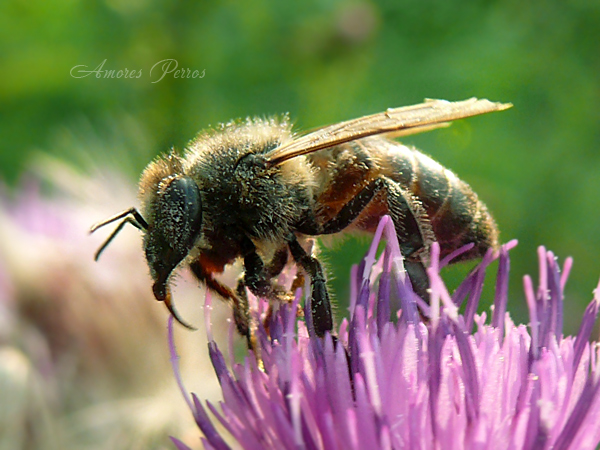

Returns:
161,176,203,247
145,176,203,286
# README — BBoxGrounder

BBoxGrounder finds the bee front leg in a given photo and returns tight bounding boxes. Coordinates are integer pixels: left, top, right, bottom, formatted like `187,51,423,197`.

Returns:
189,259,253,348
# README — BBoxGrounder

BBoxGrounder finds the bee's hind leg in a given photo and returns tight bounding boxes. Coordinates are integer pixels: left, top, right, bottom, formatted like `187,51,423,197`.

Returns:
383,180,435,300
403,260,430,300
296,176,435,302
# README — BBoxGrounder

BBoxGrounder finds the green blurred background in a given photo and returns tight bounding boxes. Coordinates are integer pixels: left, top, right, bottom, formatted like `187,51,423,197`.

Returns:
1,0,599,333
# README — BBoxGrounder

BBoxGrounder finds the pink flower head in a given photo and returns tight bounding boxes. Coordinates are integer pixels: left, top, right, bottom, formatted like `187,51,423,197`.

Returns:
171,216,600,450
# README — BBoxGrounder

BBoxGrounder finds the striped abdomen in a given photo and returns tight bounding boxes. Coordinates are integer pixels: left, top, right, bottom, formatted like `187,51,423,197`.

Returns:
378,139,499,261
310,137,499,263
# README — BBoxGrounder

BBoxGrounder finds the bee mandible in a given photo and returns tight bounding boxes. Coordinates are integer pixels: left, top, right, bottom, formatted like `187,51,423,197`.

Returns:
91,98,512,343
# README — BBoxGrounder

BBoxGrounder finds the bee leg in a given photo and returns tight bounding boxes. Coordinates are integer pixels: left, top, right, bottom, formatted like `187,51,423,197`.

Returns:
385,181,433,255
404,260,430,300
240,238,294,350
384,180,435,299
268,240,310,302
188,259,253,348
234,280,255,350
296,176,434,300
242,241,307,340
290,271,306,294
296,178,388,236
286,234,332,337
240,236,277,299
266,246,289,278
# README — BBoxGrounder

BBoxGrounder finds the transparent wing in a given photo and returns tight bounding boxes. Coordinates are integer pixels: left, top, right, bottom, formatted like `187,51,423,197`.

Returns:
265,98,512,167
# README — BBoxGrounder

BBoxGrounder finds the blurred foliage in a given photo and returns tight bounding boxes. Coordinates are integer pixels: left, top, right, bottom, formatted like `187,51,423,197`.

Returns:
1,0,599,333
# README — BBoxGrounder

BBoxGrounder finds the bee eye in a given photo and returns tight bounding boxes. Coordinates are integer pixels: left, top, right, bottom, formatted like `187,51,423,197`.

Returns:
145,176,203,292
160,177,203,244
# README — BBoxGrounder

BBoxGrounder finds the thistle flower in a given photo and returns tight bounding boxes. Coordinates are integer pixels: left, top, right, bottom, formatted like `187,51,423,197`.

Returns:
171,216,600,450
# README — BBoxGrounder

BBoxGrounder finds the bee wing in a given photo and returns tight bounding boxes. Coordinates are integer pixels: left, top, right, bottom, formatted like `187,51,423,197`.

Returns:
265,98,512,167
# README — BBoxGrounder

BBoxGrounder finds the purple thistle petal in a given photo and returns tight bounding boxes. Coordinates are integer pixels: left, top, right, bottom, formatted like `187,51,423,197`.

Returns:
320,412,338,450
464,248,496,332
537,246,548,304
297,398,322,450
452,238,521,313
208,341,232,384
170,436,194,450
513,332,533,417
524,275,540,362
535,248,554,351
452,269,478,308
268,306,283,343
428,321,445,438
440,242,475,268
573,284,600,373
330,335,354,414
356,280,371,313
191,395,231,450
546,251,563,340
428,244,442,329
206,402,238,442
268,403,297,450
375,215,420,325
204,290,215,343
353,373,380,446
521,375,546,450
356,312,382,417
303,278,315,338
559,256,573,292
491,243,511,335
227,318,236,369
376,270,391,339
348,304,363,378
452,321,480,423
201,439,219,450
168,316,195,412
363,215,390,280
553,376,600,450
428,242,461,326
349,263,360,318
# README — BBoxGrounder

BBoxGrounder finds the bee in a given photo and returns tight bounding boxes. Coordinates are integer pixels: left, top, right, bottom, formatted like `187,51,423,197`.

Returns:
91,98,511,343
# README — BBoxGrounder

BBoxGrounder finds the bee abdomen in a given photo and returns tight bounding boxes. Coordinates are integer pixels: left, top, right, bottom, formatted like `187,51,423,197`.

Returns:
429,179,499,260
388,146,498,260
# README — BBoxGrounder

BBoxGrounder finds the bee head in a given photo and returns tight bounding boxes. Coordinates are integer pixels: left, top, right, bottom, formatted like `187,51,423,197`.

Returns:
90,171,202,329
143,176,203,300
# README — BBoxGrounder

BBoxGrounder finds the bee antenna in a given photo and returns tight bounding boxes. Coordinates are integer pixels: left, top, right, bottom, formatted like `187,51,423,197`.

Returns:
90,207,148,261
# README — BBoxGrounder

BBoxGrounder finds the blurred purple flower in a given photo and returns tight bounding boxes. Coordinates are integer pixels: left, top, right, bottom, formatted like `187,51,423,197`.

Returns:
0,160,226,450
171,216,600,450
